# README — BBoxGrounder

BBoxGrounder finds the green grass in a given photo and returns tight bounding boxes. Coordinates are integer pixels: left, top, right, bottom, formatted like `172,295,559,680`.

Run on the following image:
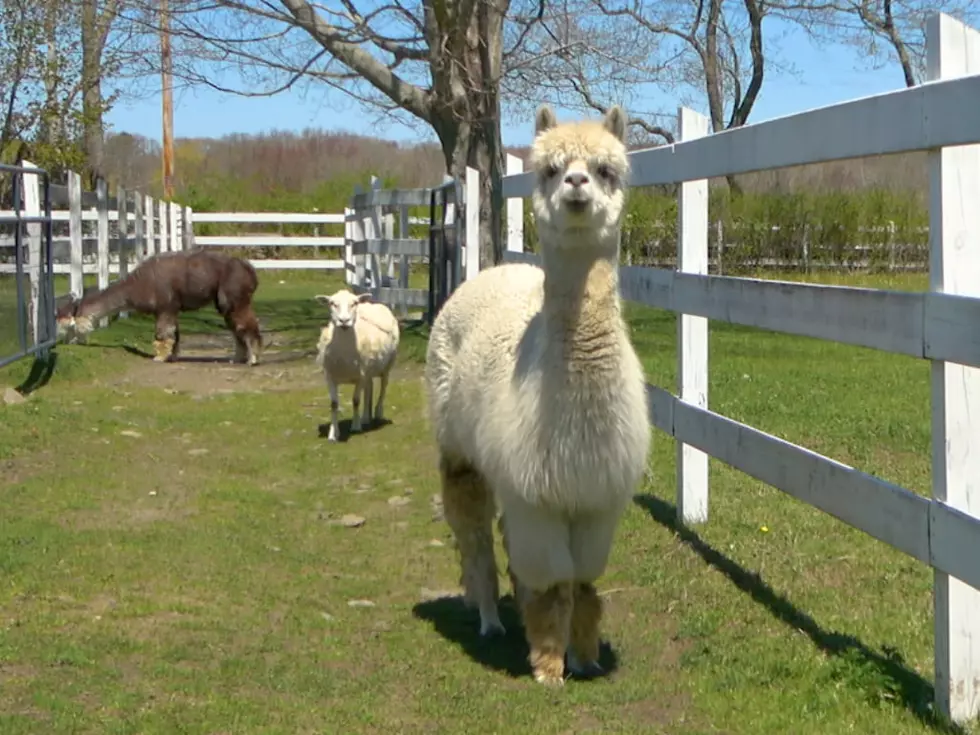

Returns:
0,267,972,734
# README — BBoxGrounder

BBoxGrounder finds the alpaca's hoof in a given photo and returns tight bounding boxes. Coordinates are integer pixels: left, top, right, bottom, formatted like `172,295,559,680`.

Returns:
533,670,567,687
567,651,604,679
479,618,506,638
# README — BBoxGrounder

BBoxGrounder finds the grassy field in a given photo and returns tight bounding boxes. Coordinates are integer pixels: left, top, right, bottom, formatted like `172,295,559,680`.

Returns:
0,266,972,734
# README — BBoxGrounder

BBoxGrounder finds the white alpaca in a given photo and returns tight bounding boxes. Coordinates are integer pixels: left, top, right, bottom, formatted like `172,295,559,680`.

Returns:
315,289,400,442
424,105,651,685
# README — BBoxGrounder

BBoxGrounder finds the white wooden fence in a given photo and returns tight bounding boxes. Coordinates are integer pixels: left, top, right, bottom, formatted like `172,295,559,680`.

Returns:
499,12,980,726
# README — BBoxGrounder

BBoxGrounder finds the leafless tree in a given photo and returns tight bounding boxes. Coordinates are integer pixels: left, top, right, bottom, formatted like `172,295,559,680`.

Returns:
115,0,596,265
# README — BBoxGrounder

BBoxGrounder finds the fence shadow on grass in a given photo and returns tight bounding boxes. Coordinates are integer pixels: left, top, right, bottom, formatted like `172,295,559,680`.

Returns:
633,493,965,734
412,593,620,681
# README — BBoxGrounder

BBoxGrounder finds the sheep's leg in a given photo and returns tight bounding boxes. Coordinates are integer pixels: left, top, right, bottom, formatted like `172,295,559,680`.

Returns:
327,378,341,443
522,582,574,687
566,508,624,677
361,377,374,427
374,369,390,423
440,456,504,637
351,381,363,434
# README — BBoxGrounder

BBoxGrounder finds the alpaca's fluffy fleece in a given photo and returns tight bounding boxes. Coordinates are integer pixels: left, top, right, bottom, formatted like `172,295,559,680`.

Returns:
425,105,651,684
315,289,400,442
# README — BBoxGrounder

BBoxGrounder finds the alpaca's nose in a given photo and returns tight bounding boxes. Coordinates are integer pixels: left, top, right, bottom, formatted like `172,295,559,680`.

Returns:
565,171,589,187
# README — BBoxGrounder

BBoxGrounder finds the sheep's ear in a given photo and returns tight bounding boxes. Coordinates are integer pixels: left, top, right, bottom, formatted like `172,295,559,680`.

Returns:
535,105,558,135
356,292,373,304
314,294,332,306
603,105,628,143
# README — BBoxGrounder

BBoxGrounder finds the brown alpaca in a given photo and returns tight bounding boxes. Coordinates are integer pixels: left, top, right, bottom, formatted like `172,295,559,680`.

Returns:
56,249,263,365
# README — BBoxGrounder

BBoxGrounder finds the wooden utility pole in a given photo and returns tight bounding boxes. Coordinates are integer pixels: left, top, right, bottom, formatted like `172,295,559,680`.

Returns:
160,0,174,200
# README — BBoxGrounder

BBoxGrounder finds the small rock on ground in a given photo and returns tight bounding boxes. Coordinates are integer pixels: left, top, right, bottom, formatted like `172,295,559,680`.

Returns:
347,599,376,608
2,387,26,405
428,539,445,548
388,496,411,507
338,514,366,528
119,430,143,438
187,448,209,456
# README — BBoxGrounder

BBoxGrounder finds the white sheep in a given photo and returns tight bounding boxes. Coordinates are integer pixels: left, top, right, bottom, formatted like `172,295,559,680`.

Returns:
424,105,651,686
315,289,400,442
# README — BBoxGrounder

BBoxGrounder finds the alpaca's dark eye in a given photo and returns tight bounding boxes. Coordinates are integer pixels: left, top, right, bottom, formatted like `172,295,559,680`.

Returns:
597,164,614,181
545,164,560,179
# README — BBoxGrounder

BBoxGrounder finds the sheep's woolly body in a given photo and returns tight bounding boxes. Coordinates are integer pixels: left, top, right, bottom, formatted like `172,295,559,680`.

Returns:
316,291,400,442
425,104,651,684
316,302,399,383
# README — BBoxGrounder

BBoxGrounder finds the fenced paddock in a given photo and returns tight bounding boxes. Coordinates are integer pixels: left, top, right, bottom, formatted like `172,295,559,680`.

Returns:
500,12,980,725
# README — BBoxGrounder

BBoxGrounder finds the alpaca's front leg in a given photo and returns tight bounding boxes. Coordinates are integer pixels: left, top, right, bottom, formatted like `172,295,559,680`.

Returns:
523,582,574,686
327,379,341,442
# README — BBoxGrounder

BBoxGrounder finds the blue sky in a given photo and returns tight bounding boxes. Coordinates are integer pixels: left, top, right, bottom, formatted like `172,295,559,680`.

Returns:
106,19,907,150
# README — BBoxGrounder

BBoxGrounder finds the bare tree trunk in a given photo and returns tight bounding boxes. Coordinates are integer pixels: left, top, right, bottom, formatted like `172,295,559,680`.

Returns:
81,0,105,187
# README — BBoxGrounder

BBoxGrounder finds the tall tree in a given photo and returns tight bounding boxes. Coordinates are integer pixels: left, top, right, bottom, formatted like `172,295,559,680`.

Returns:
120,0,572,266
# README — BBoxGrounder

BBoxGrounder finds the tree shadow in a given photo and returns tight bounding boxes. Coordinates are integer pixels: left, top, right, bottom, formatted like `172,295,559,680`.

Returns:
412,593,620,681
633,493,965,734
316,418,393,442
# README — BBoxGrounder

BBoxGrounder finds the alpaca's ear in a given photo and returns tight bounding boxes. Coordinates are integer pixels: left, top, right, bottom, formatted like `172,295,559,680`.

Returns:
356,292,373,304
535,105,557,135
603,105,628,142
314,294,332,306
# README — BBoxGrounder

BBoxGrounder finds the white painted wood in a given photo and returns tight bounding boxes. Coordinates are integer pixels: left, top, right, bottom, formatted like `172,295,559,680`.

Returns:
503,73,980,198
158,198,168,254
649,386,939,565
351,285,428,308
246,259,343,270
506,154,524,253
21,161,43,344
398,204,410,317
465,166,481,278
95,178,110,328
182,207,194,250
132,191,144,266
619,268,927,359
369,176,385,291
351,186,366,288
344,207,354,286
676,107,711,525
383,212,396,285
117,186,130,318
144,195,155,257
927,12,980,724
349,238,428,257
350,188,431,208
67,170,83,299
191,211,346,224
192,236,345,248
169,201,180,252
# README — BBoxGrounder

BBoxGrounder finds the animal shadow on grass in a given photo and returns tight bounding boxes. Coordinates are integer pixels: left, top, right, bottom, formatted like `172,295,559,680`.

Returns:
412,594,620,681
17,352,57,395
633,493,965,734
316,418,393,442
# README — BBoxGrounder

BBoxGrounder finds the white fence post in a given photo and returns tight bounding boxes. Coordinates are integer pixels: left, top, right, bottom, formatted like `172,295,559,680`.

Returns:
398,204,410,317
351,186,365,288
21,161,42,345
182,206,194,250
68,170,83,298
369,175,383,290
344,206,354,286
465,166,480,279
169,201,180,252
145,195,156,257
506,154,524,253
927,12,980,725
132,191,144,265
96,177,109,328
158,199,168,254
118,186,130,318
676,107,711,525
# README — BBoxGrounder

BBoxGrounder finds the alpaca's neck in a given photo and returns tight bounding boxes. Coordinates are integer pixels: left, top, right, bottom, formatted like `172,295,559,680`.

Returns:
540,240,625,371
77,277,133,320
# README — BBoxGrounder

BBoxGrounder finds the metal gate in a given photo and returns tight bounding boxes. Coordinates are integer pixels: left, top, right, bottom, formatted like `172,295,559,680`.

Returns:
426,177,464,325
0,162,56,370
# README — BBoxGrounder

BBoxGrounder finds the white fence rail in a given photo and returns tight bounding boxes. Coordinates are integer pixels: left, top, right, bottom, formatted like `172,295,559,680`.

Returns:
500,12,980,725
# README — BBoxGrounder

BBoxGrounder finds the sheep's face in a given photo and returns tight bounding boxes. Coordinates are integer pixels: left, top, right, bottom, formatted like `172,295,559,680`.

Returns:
315,290,372,331
530,104,630,248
